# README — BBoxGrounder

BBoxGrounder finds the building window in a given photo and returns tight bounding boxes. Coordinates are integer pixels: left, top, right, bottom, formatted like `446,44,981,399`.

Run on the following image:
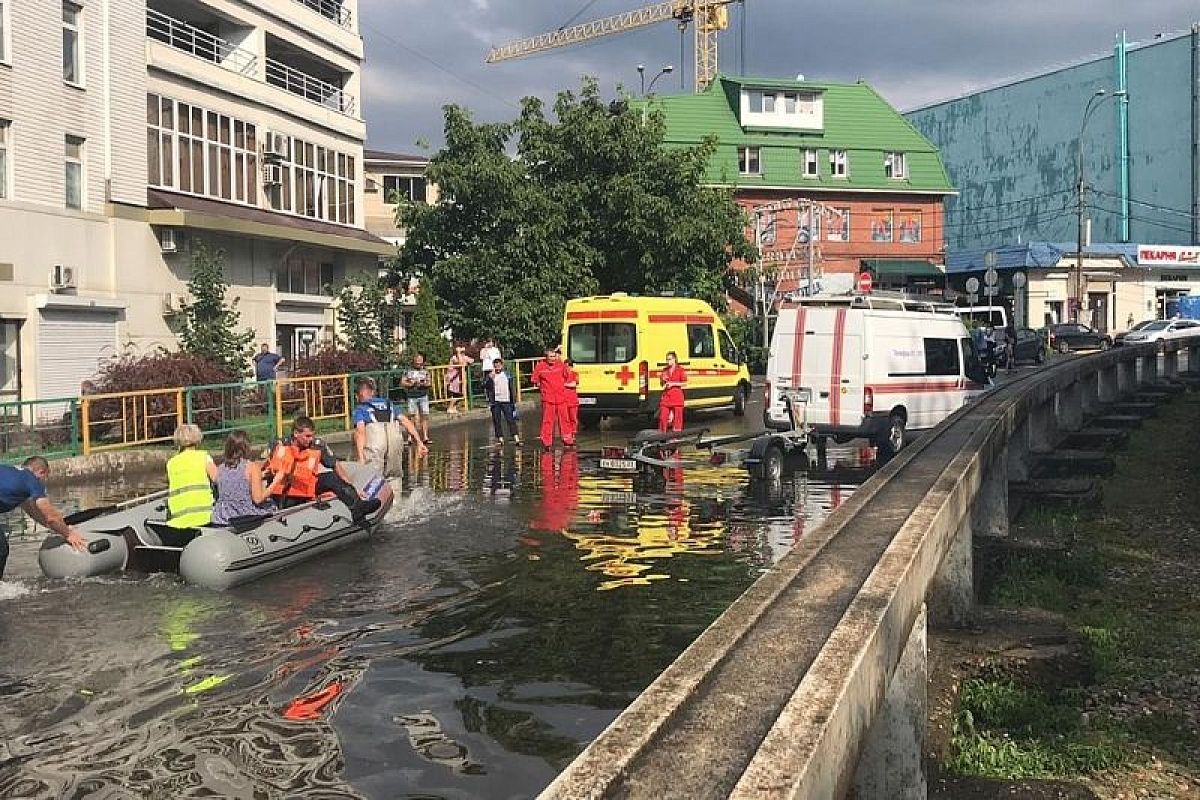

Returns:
277,138,356,224
898,210,922,243
826,207,850,242
0,0,10,64
382,175,427,203
62,2,82,85
147,94,257,205
276,256,335,295
830,150,848,177
0,319,19,400
0,119,9,200
799,207,821,240
65,135,84,209
738,146,761,175
802,149,819,178
884,151,906,179
747,91,778,114
870,209,893,242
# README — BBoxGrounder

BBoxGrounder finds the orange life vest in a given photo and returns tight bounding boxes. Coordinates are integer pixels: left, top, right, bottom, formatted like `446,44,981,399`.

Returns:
268,442,322,499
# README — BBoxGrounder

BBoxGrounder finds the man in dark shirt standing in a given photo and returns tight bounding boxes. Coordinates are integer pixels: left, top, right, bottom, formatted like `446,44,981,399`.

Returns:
253,343,285,382
0,457,87,580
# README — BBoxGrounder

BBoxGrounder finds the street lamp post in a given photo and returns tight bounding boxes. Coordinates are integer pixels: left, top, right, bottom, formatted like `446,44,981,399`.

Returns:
646,64,674,94
1074,88,1126,323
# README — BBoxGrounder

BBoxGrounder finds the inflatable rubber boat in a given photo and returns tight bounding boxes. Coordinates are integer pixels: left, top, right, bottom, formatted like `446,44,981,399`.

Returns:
38,463,393,590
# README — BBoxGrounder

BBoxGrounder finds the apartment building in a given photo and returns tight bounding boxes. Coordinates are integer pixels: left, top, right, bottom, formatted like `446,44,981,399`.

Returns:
362,148,434,246
0,0,391,403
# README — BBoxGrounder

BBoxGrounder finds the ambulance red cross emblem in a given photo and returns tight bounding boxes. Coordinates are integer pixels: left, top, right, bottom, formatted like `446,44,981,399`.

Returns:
616,365,635,386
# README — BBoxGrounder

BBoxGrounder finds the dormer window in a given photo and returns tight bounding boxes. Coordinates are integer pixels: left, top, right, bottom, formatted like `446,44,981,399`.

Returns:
884,152,907,179
741,87,823,130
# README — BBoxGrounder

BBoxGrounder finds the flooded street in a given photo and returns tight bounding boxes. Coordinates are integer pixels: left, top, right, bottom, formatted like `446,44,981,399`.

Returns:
0,404,873,799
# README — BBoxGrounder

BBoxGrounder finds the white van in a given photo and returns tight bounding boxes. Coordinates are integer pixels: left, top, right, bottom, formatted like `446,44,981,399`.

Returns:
763,293,990,455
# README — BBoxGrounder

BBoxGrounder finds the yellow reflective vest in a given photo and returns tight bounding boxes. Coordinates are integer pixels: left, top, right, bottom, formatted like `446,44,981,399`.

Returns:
166,449,214,528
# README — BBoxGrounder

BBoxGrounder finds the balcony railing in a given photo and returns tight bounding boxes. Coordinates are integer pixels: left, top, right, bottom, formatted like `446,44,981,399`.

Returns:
291,0,353,29
146,8,257,75
147,9,358,118
265,57,356,116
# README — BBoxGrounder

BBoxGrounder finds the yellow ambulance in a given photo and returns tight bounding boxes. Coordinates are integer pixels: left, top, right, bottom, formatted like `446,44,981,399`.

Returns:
561,294,752,424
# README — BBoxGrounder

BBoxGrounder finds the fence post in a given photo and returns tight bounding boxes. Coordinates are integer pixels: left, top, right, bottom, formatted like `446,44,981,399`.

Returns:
515,361,523,402
69,399,80,456
184,386,194,426
176,388,184,432
81,397,92,456
274,379,285,439
342,375,351,431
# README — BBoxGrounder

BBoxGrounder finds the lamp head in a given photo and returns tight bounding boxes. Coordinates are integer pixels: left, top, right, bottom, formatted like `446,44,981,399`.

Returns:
663,65,675,73
1113,89,1128,97
637,64,645,74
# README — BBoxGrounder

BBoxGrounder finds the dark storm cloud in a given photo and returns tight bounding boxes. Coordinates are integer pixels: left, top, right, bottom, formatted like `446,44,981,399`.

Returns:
359,0,1198,152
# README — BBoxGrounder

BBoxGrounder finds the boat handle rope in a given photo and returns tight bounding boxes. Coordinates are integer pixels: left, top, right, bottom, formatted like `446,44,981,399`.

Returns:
268,515,344,543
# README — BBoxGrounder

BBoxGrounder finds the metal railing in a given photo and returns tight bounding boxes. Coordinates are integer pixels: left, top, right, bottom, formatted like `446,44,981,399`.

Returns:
146,9,258,75
290,0,353,29
0,397,81,464
265,57,356,116
81,388,184,454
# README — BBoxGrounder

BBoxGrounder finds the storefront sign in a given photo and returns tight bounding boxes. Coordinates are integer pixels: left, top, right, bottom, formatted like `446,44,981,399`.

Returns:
1137,245,1200,266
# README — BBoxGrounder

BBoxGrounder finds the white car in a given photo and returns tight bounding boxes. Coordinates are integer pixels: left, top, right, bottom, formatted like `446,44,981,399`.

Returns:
1121,318,1200,347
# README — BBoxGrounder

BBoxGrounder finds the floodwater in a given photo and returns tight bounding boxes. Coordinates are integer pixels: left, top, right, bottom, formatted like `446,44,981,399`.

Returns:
0,404,872,799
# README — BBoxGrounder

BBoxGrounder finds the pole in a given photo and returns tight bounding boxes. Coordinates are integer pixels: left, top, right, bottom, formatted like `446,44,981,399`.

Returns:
807,200,816,296
1076,139,1085,324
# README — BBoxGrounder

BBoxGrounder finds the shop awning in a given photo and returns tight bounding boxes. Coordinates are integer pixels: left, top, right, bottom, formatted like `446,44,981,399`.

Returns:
862,259,943,278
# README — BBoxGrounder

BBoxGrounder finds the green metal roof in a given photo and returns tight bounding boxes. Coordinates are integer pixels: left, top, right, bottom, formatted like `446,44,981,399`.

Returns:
862,259,944,277
637,75,955,194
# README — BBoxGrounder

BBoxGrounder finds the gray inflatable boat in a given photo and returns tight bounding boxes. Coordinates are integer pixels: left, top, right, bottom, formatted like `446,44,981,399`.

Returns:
38,463,394,590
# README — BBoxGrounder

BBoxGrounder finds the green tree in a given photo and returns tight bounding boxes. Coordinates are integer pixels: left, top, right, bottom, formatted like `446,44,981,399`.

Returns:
176,241,255,377
398,78,756,356
333,272,397,365
406,282,451,364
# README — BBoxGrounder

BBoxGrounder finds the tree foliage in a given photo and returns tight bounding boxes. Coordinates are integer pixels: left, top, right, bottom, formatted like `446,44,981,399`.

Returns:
406,284,451,364
333,273,397,366
398,78,756,356
176,242,255,376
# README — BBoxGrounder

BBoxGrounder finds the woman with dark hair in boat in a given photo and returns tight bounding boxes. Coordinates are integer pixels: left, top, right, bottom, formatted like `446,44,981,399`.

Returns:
210,430,276,527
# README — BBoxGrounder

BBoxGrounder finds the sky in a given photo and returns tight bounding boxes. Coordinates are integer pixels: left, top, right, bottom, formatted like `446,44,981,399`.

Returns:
358,0,1199,154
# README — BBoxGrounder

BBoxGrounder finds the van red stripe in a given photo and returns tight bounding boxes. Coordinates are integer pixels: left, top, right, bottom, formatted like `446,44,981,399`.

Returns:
790,308,807,391
868,381,978,394
647,314,714,324
830,308,847,426
566,310,639,320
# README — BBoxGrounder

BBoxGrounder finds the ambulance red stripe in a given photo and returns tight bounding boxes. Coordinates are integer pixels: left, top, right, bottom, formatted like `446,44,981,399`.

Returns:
565,310,639,320
646,314,714,324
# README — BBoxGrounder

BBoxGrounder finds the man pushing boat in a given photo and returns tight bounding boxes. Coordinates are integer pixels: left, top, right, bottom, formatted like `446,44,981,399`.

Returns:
0,456,87,579
351,377,426,474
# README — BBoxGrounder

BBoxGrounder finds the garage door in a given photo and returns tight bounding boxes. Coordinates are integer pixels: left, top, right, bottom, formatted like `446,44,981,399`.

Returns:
38,310,117,401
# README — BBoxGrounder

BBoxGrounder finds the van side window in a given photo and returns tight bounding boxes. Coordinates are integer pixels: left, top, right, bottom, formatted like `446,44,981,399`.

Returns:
718,329,739,363
923,338,959,376
688,324,716,359
567,323,637,364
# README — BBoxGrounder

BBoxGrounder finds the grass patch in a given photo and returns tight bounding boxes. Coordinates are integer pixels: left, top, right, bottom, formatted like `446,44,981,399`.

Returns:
987,547,1103,613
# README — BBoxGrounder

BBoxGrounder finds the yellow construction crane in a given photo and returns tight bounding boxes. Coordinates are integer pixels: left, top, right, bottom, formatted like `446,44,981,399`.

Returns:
486,1,738,93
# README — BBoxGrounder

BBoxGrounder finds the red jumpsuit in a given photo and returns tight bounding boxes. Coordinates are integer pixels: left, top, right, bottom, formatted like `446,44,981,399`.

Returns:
532,358,571,447
563,365,580,442
658,365,687,432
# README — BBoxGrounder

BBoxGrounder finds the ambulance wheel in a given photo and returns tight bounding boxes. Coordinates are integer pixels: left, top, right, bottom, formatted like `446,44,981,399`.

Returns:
732,384,748,416
876,415,906,459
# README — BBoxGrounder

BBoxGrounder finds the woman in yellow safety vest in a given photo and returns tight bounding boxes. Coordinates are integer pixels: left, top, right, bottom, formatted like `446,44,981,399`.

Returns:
166,423,218,529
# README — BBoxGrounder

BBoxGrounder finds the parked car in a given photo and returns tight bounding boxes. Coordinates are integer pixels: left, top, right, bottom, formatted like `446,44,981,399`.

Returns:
1114,320,1156,346
1121,318,1200,348
1011,327,1046,364
1047,323,1112,353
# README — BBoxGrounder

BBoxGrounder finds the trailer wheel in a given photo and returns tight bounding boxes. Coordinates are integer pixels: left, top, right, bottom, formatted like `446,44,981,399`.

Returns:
876,415,906,459
755,442,785,482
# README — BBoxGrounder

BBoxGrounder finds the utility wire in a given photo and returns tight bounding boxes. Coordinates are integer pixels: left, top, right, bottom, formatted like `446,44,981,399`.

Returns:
559,0,603,30
1091,189,1195,219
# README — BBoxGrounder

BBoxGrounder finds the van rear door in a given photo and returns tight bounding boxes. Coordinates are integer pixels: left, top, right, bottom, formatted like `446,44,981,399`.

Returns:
564,314,640,404
788,307,864,428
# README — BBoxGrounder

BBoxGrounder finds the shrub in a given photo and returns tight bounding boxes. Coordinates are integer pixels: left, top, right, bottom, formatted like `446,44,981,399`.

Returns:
406,284,451,364
290,348,381,377
334,273,399,367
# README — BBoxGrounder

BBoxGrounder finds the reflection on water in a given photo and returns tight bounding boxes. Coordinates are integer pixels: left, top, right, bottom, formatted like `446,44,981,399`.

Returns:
0,414,870,799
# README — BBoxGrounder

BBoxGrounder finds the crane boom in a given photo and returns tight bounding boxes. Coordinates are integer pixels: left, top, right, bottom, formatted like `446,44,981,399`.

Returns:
486,1,681,65
486,0,736,92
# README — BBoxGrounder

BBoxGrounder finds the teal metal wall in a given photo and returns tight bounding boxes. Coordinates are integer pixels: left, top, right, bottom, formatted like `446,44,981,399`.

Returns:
906,29,1198,251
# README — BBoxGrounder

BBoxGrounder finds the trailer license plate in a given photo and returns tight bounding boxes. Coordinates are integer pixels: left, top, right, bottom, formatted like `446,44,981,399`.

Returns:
579,397,597,405
600,457,637,471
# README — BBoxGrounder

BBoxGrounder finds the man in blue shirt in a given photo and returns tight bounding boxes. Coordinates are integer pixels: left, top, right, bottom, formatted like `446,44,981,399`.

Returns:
0,456,87,579
352,377,426,470
253,343,285,382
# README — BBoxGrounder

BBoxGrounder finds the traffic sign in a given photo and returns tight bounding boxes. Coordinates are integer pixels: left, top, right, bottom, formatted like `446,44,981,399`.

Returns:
984,267,999,286
1012,272,1027,289
984,250,998,269
967,293,979,304
983,286,999,296
857,272,873,293
965,277,981,293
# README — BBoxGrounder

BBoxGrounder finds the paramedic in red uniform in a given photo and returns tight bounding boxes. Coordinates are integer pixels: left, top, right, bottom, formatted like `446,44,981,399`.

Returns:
659,351,687,432
532,346,573,448
563,359,581,443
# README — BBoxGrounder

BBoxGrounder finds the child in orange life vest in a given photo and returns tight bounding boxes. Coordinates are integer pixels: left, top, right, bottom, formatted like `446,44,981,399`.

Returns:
658,351,687,432
563,358,581,442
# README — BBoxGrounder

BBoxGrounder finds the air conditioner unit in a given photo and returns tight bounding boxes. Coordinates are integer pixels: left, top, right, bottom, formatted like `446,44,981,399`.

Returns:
160,228,179,253
263,132,289,161
263,163,283,186
50,264,76,291
162,292,187,314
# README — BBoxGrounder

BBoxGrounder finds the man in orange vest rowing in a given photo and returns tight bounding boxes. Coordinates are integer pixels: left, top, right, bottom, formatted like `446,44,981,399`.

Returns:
265,416,381,522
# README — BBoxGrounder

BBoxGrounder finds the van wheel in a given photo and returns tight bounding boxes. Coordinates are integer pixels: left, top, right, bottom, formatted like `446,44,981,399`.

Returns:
1057,340,1071,354
876,415,906,459
732,385,748,416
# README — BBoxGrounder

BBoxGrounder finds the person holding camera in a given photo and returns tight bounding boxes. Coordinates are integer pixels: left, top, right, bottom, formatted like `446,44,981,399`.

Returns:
402,352,433,445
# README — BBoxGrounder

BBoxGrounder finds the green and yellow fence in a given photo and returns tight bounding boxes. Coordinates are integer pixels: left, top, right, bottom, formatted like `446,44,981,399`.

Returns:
0,358,544,463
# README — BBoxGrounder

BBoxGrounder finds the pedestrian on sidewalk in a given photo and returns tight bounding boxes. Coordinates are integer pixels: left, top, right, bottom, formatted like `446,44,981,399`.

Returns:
479,338,502,387
563,357,581,442
253,343,285,382
446,344,473,416
485,358,520,446
532,345,571,448
402,352,433,444
659,351,687,433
